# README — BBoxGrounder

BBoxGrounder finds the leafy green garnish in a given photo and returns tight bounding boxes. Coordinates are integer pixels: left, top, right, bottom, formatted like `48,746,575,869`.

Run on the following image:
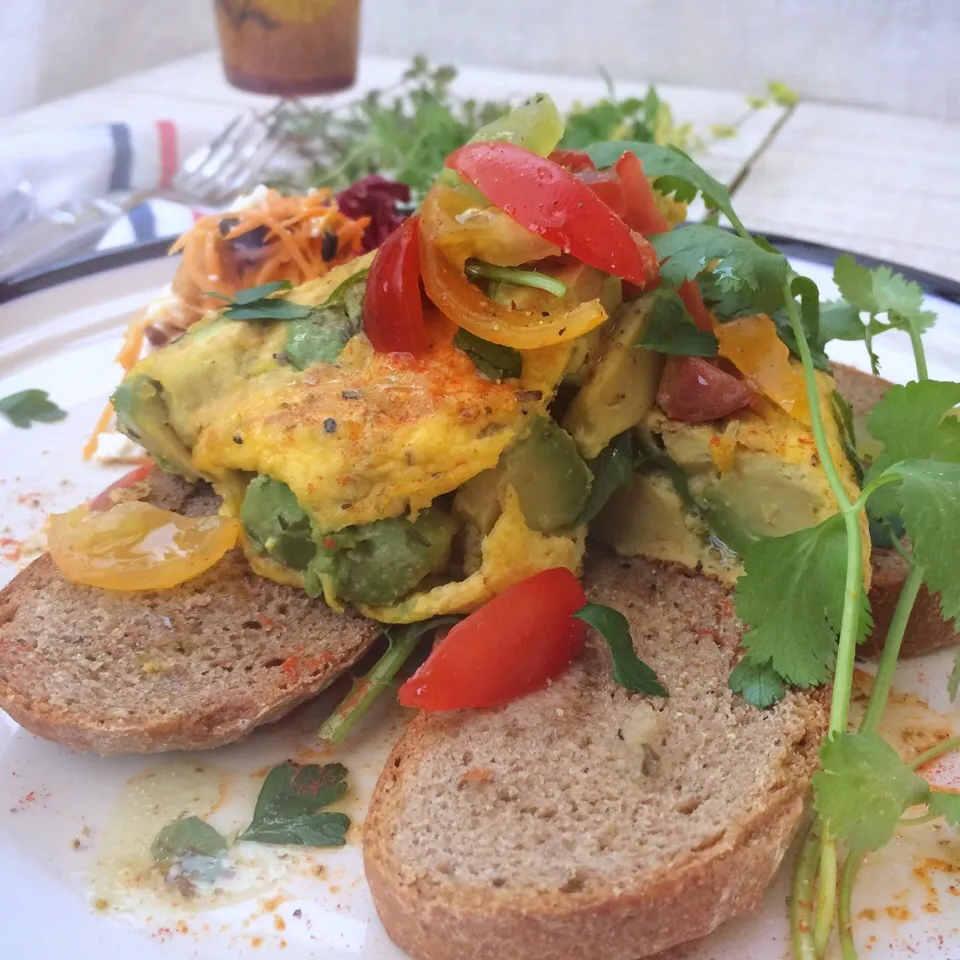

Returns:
465,260,567,298
0,389,67,429
453,328,522,382
318,616,462,743
949,652,960,702
575,432,636,525
813,732,930,852
573,603,667,697
237,762,350,847
929,790,960,827
151,816,228,862
728,658,787,709
734,515,872,690
207,280,312,322
638,290,718,356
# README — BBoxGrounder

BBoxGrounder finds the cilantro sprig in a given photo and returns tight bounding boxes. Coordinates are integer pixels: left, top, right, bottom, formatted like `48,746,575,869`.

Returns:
0,389,67,429
207,280,312,322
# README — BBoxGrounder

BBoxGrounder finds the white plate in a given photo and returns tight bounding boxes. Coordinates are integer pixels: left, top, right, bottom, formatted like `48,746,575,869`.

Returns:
1,252,959,960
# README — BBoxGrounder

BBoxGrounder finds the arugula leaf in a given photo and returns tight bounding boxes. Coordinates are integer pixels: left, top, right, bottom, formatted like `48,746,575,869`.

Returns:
576,432,636,525
453,328,522,381
638,291,719,356
0,389,67,429
237,762,350,847
208,280,313,322
813,731,930,852
734,515,872,687
650,225,789,302
151,816,228,862
573,603,668,696
949,651,960,702
318,616,462,743
929,790,960,827
876,460,960,625
728,657,787,708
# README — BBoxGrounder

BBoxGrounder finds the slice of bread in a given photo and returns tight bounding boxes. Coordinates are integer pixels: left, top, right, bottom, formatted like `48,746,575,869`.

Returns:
0,470,378,754
364,553,827,960
832,363,959,658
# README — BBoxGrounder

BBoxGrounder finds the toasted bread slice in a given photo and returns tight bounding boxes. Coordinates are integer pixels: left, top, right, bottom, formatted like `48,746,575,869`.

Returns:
364,554,827,960
832,363,959,657
0,470,378,754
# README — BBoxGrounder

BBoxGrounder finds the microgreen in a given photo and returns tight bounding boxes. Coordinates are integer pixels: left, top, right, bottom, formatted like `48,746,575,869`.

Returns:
0,389,67,429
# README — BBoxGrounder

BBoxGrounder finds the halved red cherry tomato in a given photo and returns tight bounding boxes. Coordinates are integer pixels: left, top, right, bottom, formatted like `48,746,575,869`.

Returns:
445,142,659,288
362,215,428,355
576,168,627,217
89,460,156,511
548,149,597,172
615,151,670,235
657,356,758,423
398,567,588,711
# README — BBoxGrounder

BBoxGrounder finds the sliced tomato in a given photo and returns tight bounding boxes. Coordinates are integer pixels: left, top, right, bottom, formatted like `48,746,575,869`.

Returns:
548,149,597,172
89,460,156,511
398,567,588,711
362,215,428,355
657,356,758,423
576,168,627,217
615,151,670,235
445,142,659,287
678,279,715,332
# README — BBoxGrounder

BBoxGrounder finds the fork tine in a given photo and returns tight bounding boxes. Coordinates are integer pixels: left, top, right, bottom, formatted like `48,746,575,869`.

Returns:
175,114,262,197
194,124,274,206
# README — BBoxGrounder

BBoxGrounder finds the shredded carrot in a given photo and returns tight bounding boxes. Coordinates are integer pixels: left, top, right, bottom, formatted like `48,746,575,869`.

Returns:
84,188,371,460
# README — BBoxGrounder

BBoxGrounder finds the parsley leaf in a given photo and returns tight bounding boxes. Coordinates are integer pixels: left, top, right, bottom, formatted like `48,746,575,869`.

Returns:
949,651,960,702
813,731,930,852
453,328,522,381
650,225,789,301
576,432,637,525
734,515,872,687
573,603,668,697
728,658,787,709
0,389,67,429
929,791,960,827
151,816,228,863
208,280,312,322
236,762,350,847
638,291,718,356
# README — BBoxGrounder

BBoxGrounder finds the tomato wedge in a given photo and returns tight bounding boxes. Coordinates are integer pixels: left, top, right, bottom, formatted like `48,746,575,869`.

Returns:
678,279,715,333
576,168,627,217
548,149,597,172
657,356,758,423
445,142,659,287
362,215,428,355
89,460,156,511
615,151,670,235
398,568,588,711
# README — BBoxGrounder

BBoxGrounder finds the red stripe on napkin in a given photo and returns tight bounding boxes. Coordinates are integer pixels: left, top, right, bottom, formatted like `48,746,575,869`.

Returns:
156,120,178,189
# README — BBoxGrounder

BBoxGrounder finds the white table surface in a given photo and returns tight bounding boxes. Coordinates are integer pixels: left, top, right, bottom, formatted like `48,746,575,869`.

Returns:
1,51,958,282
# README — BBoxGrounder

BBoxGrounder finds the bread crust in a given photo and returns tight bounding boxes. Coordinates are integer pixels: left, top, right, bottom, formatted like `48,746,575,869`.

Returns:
363,557,827,960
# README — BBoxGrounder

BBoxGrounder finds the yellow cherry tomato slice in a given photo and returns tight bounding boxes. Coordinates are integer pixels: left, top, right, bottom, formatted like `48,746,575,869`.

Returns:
715,314,811,423
48,501,240,591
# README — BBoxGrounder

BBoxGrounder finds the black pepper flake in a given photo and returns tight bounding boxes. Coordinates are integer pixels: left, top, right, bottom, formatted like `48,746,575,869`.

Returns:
811,453,821,467
341,502,353,510
293,909,303,920
321,230,338,262
541,311,550,318
323,417,337,433
617,728,625,741
557,327,566,336
233,434,244,445
341,388,362,400
515,390,543,402
273,351,290,366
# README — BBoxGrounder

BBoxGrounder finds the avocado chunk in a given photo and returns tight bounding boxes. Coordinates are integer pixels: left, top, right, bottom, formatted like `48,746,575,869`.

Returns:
284,277,365,370
241,476,316,570
308,505,457,607
112,375,202,481
501,417,592,532
562,294,664,460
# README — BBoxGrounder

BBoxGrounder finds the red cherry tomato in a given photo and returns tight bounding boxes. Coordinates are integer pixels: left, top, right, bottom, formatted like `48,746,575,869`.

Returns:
614,151,670,235
576,168,627,217
445,142,659,288
678,279,715,332
657,356,758,423
398,568,588,711
88,460,156,511
362,215,428,355
548,149,597,172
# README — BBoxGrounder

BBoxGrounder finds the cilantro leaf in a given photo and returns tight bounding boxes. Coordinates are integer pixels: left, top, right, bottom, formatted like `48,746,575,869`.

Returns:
638,291,718,356
876,460,960,625
151,816,228,863
207,280,312,322
734,515,871,687
453,328,522,381
833,255,934,327
819,299,865,343
949,651,960,702
728,657,787,708
237,762,350,847
0,389,67,429
573,603,668,697
576,432,636,525
929,791,960,827
813,731,930,852
650,225,789,301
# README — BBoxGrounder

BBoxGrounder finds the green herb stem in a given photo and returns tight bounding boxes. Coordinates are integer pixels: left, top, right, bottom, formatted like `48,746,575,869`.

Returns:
838,850,865,960
465,260,568,298
899,811,940,827
859,563,924,735
908,324,929,381
909,735,960,770
813,835,838,958
790,822,820,960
